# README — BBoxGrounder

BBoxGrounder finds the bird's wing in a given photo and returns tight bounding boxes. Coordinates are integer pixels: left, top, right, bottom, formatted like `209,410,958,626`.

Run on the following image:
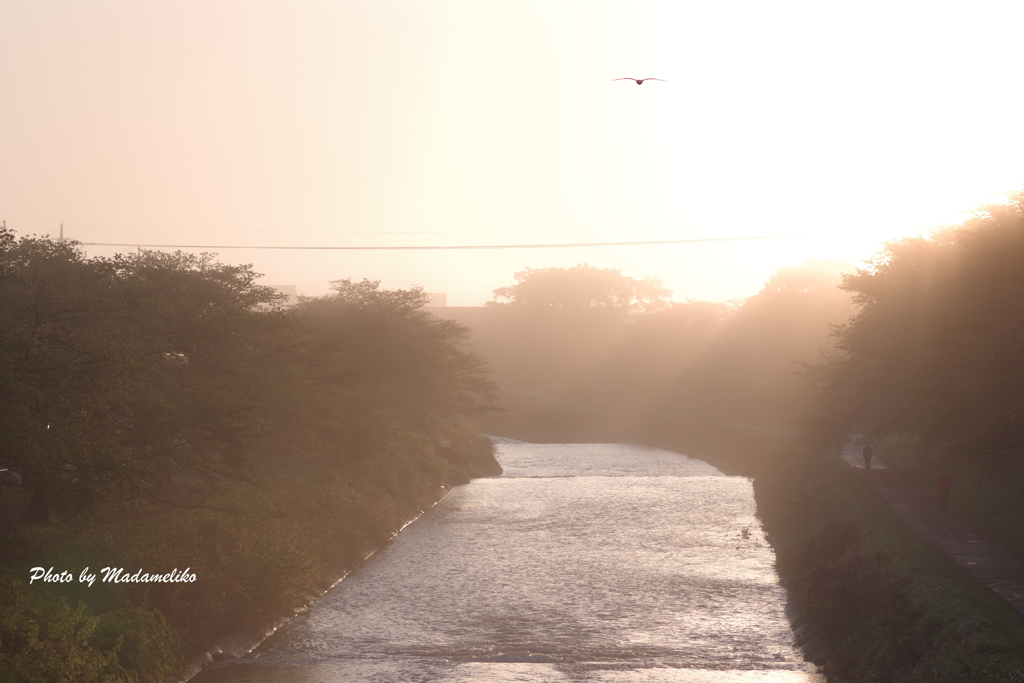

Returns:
611,78,638,82
639,78,667,82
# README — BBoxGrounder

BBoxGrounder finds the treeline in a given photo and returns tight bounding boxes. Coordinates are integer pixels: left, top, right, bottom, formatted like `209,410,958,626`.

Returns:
812,194,1024,460
463,208,1024,680
470,263,669,392
474,191,1024,479
757,194,1024,681
454,198,1024,681
600,259,856,454
0,230,497,681
464,260,856,456
807,193,1024,561
612,192,1024,490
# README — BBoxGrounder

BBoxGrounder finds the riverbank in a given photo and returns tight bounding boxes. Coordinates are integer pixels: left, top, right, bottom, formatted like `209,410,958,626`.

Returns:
177,482,455,681
874,437,1024,562
629,424,1024,681
184,440,818,682
836,444,1024,618
753,442,1024,682
0,435,502,683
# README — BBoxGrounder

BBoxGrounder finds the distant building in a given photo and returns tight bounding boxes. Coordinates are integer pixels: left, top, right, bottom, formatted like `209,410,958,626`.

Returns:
425,293,447,308
267,284,298,306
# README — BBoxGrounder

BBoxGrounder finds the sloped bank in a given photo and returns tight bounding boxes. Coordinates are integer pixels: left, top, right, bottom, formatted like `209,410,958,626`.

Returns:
0,439,501,683
178,488,453,682
753,447,1024,682
638,427,1024,681
180,441,503,681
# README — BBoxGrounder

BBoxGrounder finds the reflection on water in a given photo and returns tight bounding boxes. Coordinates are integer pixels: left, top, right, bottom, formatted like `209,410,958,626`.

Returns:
193,441,821,682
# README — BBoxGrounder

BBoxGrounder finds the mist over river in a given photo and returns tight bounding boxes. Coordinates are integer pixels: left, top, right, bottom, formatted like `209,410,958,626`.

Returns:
194,440,822,682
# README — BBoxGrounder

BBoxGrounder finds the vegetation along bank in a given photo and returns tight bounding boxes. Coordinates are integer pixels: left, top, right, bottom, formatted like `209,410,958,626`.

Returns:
462,193,1024,681
659,195,1024,681
0,228,500,682
6,192,1024,682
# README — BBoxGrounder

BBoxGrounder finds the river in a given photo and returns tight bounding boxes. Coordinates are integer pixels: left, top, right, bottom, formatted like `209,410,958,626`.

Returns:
193,439,822,682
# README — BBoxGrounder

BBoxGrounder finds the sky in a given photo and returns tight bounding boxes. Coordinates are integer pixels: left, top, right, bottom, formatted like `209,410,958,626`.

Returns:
3,1,1024,305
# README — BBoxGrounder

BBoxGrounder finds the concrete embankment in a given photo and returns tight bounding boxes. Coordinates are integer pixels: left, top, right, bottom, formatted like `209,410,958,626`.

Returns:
182,446,503,682
181,485,453,681
635,430,1024,679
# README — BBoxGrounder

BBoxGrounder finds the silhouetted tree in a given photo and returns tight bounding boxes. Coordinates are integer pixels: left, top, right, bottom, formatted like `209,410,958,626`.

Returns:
0,241,291,522
635,260,856,436
487,263,671,314
810,193,1024,462
295,279,495,462
0,240,496,527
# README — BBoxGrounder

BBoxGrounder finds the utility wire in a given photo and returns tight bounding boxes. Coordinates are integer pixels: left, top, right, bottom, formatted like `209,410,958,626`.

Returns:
61,222,675,235
75,233,851,251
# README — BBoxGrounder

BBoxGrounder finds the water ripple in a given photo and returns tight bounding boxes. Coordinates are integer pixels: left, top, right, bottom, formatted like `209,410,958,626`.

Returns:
194,443,821,683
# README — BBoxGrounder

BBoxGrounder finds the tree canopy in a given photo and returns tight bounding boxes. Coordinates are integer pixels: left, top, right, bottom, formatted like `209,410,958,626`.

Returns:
487,264,672,314
0,237,494,526
810,193,1024,463
0,233,499,681
607,259,856,435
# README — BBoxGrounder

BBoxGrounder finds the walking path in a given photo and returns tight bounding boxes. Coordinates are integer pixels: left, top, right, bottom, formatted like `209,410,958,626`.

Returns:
840,443,1024,618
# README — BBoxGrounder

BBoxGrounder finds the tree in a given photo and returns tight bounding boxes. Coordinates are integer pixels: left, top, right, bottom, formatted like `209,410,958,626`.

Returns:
0,238,142,522
0,241,292,523
616,259,857,436
101,250,297,511
586,300,729,413
810,192,1024,462
487,264,672,314
0,240,499,527
295,279,496,461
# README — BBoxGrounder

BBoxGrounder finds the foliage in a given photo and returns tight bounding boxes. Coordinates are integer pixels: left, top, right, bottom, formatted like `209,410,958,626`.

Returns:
0,241,495,524
0,235,498,679
810,193,1024,461
0,581,163,683
0,241,295,523
755,447,1024,682
606,259,855,438
103,510,320,654
469,259,855,444
487,263,672,314
299,279,496,444
584,300,730,416
476,263,674,395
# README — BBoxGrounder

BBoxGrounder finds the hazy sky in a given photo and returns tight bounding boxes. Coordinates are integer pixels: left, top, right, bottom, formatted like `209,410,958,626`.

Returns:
3,1,1023,304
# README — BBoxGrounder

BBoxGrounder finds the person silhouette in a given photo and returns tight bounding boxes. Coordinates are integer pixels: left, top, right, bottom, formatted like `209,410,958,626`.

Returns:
862,444,873,471
937,471,952,511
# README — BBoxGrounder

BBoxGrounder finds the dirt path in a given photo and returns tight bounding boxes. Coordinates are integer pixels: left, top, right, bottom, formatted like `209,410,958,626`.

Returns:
840,443,1024,618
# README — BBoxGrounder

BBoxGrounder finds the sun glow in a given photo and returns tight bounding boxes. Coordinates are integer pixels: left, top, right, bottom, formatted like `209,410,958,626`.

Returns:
3,1,1023,303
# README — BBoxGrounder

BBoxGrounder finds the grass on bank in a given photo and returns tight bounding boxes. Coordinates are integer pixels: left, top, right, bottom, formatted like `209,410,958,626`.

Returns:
470,401,1024,682
471,397,1024,683
876,437,1024,560
0,432,495,683
753,443,1024,683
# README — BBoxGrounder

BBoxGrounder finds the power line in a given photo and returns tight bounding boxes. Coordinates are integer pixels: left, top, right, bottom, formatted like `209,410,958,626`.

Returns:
75,233,852,251
61,222,676,235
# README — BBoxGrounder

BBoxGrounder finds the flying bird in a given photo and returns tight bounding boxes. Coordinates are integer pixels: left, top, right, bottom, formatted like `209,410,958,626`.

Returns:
612,78,667,85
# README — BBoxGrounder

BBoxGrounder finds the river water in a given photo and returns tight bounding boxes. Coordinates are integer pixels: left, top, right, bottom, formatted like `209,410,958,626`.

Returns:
194,440,822,682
